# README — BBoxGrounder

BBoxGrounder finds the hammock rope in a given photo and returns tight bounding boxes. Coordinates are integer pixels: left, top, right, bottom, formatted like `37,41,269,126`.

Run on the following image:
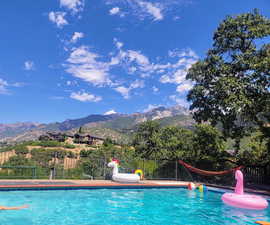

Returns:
178,160,243,176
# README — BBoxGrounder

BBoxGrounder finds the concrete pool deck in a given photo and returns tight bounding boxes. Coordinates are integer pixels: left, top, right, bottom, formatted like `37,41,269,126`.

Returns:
0,180,189,190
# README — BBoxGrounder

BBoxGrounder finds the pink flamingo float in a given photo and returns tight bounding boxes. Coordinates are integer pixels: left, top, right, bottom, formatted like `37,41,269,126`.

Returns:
222,170,268,210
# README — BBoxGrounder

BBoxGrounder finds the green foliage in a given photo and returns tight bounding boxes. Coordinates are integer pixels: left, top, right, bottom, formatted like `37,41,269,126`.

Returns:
30,148,53,167
0,156,36,178
78,126,84,134
132,121,230,171
23,140,42,146
133,159,158,178
38,141,62,147
0,145,16,153
80,150,91,158
186,10,270,152
63,144,76,149
81,159,102,178
103,137,115,146
82,127,131,145
189,124,229,171
78,142,138,179
158,126,193,160
31,148,67,167
63,167,84,179
66,151,76,158
15,140,76,149
192,124,226,159
3,155,34,167
238,131,269,166
14,145,29,155
133,121,161,159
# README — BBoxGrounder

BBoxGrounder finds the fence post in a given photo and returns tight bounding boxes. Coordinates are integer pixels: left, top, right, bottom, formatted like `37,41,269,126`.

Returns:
103,157,106,179
175,160,178,181
32,167,34,179
143,159,145,179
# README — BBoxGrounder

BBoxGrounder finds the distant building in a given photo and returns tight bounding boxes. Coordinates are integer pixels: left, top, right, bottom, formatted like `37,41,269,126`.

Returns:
73,133,104,145
39,132,104,145
39,132,67,142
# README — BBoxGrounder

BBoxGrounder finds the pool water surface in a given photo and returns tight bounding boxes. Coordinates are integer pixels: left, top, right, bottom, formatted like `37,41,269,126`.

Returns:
0,188,269,225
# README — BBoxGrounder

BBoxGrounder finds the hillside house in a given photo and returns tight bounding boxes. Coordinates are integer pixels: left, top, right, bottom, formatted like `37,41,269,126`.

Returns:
39,132,68,142
73,133,104,145
39,132,104,146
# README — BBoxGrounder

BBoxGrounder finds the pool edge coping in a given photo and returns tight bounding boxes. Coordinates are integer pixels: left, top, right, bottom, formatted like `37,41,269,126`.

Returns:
0,181,269,200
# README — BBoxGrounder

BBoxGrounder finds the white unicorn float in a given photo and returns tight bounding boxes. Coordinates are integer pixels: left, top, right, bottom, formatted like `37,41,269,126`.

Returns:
107,159,140,183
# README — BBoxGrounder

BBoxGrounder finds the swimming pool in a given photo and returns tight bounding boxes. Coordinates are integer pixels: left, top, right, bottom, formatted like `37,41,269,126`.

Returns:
0,188,269,225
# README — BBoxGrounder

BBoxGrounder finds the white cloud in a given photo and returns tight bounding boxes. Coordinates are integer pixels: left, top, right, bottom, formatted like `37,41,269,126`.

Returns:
114,86,130,99
66,80,78,86
64,39,198,98
70,91,102,102
143,104,162,113
0,78,9,94
176,83,193,93
24,61,34,71
65,42,153,89
109,7,125,17
104,109,117,115
65,46,111,86
48,11,68,28
130,79,144,89
105,0,186,21
169,48,198,59
169,95,189,107
70,32,84,43
0,78,24,95
111,48,151,75
12,82,26,87
127,50,150,66
137,1,163,21
128,66,137,74
152,86,159,93
112,48,195,81
114,79,144,99
113,38,123,49
59,0,84,13
159,49,198,93
110,7,120,15
110,47,197,90
160,69,186,84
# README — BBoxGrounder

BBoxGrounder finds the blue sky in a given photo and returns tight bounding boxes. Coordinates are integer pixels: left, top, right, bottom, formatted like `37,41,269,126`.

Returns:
0,0,269,124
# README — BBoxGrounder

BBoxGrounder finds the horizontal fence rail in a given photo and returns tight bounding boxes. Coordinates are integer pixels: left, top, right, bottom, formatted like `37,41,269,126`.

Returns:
0,159,269,188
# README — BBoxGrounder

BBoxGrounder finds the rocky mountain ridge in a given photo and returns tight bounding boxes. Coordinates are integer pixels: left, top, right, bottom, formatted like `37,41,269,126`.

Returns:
0,105,194,144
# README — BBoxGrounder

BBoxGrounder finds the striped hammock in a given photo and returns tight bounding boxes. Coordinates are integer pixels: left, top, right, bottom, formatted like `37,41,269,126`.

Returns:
179,160,243,176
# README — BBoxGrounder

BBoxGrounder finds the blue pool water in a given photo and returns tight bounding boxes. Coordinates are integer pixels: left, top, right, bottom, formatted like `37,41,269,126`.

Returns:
0,188,269,225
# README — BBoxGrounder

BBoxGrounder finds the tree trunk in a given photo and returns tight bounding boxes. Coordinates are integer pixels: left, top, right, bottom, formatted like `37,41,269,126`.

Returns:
234,137,241,155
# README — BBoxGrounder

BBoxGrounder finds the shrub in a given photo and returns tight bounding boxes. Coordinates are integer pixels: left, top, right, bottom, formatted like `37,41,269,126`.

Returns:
39,141,62,147
80,150,91,158
67,152,76,158
14,145,29,155
63,144,76,149
23,141,41,146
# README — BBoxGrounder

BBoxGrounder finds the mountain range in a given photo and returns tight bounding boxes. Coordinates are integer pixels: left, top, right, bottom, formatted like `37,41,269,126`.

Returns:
0,105,194,144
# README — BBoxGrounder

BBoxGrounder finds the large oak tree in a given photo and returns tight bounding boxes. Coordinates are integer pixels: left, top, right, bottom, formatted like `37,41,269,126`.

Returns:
186,10,270,153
